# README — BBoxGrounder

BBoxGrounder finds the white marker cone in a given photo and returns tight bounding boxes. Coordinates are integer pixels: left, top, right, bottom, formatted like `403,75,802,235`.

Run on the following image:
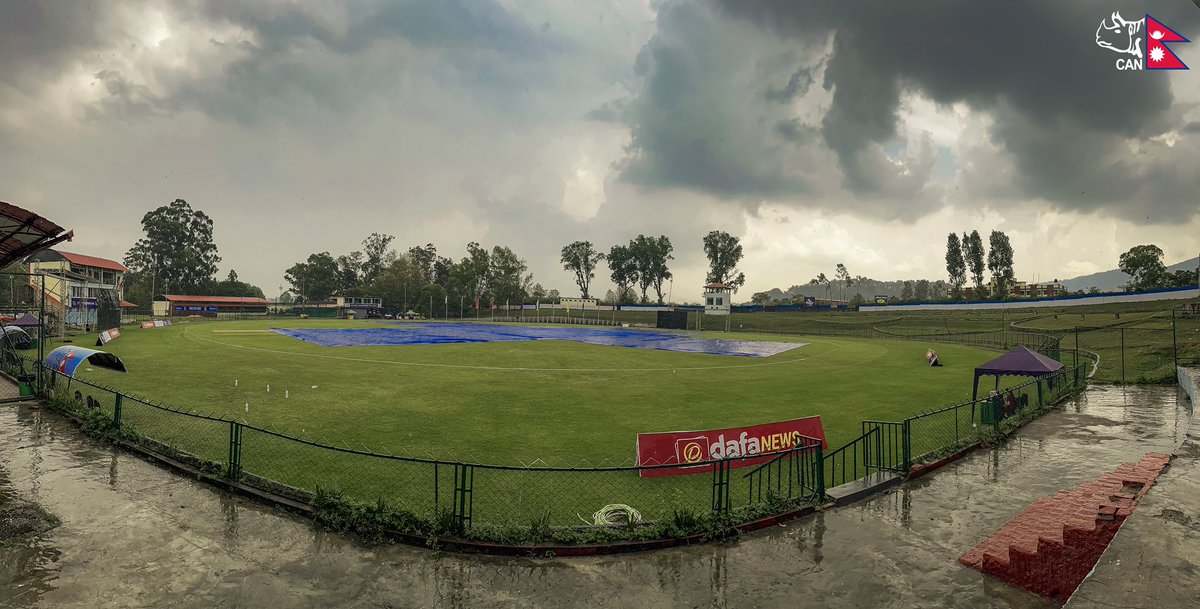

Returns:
285,390,289,399
245,403,249,412
267,384,270,393
235,379,239,387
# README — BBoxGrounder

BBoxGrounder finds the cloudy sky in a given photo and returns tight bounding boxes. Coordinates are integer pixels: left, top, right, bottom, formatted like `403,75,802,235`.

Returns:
3,0,1200,299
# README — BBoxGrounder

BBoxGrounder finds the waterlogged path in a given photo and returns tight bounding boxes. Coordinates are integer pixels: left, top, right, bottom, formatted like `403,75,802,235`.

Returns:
0,385,1192,609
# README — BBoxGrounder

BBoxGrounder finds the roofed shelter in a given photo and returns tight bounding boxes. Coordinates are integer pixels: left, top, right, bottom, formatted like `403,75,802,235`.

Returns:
0,201,73,268
153,294,268,317
972,346,1065,401
9,313,41,328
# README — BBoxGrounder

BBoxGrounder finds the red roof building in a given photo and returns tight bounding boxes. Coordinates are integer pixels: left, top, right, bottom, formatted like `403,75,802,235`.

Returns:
55,251,130,273
153,294,269,317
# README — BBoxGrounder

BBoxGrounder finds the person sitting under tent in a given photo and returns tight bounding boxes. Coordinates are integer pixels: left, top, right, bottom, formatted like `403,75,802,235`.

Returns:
926,348,942,367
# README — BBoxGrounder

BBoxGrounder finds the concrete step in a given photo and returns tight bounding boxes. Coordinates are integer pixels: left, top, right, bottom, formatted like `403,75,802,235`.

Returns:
826,471,902,506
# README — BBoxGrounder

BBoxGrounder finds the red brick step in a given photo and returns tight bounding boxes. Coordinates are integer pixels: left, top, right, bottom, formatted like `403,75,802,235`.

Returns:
959,453,1169,604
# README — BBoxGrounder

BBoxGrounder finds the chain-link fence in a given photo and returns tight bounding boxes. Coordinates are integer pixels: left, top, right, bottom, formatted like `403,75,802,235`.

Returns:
14,342,1091,544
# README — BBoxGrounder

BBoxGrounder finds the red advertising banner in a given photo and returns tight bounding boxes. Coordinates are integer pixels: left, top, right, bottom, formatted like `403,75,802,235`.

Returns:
97,328,120,345
140,321,155,329
636,417,827,478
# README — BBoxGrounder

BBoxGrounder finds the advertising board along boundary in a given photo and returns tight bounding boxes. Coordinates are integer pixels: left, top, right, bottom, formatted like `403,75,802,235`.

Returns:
636,416,827,478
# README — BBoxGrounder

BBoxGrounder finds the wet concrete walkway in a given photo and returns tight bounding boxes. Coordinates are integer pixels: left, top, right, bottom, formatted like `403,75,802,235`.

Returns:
0,386,1192,609
1069,404,1200,607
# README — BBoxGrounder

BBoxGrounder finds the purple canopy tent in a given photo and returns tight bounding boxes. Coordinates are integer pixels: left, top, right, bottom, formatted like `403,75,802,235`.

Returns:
9,313,41,328
971,346,1064,401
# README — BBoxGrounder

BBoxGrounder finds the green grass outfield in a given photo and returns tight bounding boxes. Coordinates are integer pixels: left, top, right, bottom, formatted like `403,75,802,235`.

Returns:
70,318,1004,464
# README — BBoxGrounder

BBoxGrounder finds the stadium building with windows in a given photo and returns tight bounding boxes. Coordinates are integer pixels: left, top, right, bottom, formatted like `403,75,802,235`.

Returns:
25,249,136,328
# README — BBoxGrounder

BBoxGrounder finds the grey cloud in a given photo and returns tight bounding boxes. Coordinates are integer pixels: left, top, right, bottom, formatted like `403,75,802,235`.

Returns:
614,2,831,201
717,0,1200,222
586,98,628,123
763,66,813,103
611,0,943,218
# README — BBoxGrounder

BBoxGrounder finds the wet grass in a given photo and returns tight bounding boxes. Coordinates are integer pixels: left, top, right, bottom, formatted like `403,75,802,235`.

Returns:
67,319,1000,463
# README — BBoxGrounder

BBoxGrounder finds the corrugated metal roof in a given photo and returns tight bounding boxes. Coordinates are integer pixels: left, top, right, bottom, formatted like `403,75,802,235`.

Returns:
0,201,72,267
54,250,130,273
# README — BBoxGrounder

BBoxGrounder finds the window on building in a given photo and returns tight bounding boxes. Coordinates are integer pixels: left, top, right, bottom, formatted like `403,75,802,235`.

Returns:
706,297,714,305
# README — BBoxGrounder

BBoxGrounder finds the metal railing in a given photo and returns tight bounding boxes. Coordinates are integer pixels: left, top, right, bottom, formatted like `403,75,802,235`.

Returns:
8,342,1095,544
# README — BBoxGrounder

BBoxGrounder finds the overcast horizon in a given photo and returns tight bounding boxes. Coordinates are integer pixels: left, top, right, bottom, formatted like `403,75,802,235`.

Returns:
4,1,1200,300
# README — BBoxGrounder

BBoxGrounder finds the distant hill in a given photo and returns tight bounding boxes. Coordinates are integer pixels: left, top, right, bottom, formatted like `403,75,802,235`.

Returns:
1061,256,1199,292
751,277,950,304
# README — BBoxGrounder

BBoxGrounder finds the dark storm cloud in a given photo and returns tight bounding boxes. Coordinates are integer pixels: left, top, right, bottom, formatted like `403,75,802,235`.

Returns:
611,0,944,219
610,0,1200,223
612,1,843,206
713,0,1200,222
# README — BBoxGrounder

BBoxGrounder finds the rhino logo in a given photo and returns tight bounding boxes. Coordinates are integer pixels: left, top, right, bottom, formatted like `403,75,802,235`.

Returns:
1096,11,1144,59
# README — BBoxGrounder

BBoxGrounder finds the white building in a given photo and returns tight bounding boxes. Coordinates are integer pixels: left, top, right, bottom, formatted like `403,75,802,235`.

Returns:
703,283,732,316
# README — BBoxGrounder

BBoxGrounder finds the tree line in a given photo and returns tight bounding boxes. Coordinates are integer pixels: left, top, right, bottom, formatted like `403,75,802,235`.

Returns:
944,229,1015,299
560,230,747,305
116,199,755,314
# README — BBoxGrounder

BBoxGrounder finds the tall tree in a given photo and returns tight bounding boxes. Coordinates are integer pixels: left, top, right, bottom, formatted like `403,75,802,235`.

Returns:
835,263,852,300
702,230,746,291
406,242,437,285
432,255,455,293
361,233,395,285
607,244,639,304
987,230,1015,298
945,233,966,297
370,255,423,313
810,273,832,300
284,252,340,302
488,245,532,304
560,241,605,299
123,199,221,294
453,242,491,309
962,230,986,292
1118,244,1168,291
630,235,674,304
901,280,914,301
336,251,363,294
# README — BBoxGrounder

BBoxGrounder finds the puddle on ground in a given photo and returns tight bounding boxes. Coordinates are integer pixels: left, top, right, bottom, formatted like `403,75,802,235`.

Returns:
0,385,1191,608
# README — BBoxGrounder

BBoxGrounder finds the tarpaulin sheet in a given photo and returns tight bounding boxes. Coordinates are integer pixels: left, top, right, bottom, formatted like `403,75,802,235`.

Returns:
272,323,806,358
44,346,128,375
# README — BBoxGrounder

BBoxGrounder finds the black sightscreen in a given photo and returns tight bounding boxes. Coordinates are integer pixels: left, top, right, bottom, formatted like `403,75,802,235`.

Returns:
656,310,688,330
96,289,121,331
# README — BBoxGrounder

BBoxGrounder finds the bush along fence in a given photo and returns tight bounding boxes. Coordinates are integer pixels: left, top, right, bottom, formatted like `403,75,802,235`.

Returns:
16,348,1092,551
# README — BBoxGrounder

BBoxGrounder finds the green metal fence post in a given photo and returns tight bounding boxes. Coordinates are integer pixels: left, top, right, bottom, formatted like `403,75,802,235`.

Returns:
901,420,911,475
1172,310,1178,370
1036,379,1044,408
711,459,730,514
814,444,825,501
113,393,123,429
226,421,242,482
452,463,474,531
1120,327,1126,384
